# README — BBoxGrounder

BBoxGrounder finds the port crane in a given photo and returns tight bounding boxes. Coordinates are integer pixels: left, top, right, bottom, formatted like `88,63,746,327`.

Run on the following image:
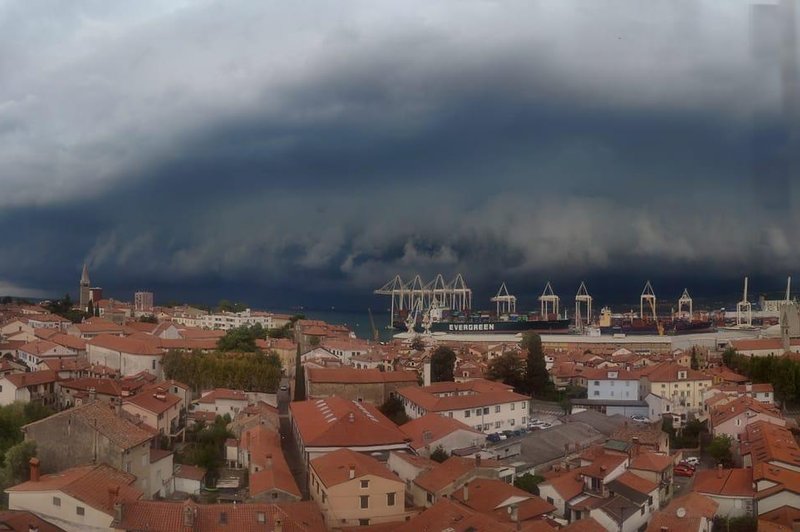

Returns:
539,282,560,318
575,282,592,329
491,282,516,314
640,281,657,321
677,289,693,319
736,277,753,328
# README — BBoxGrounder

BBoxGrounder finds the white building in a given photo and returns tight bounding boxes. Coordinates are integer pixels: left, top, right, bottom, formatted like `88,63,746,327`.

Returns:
583,368,641,401
396,378,530,434
200,309,272,331
86,335,164,378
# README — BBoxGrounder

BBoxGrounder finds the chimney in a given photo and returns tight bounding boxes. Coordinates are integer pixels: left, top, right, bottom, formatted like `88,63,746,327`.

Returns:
463,482,469,502
475,455,482,468
183,504,195,528
510,504,520,531
717,464,723,479
28,526,39,532
114,501,123,524
275,518,283,532
266,454,273,468
349,465,355,479
29,457,40,482
348,412,355,423
423,361,432,387
107,485,120,509
88,387,97,402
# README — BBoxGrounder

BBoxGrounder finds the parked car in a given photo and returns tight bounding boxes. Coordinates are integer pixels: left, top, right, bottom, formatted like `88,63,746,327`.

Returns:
673,465,694,477
678,460,696,471
279,384,288,391
535,422,552,429
502,430,515,439
684,456,700,467
487,433,502,443
513,429,523,437
630,415,648,423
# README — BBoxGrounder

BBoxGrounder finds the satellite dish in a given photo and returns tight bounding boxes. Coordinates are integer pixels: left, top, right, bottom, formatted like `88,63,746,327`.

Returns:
676,507,687,518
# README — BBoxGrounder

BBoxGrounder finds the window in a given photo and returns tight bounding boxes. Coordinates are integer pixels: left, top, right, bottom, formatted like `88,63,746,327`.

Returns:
257,513,266,524
483,407,489,415
495,405,501,413
510,419,515,426
360,495,369,509
448,412,453,417
52,497,61,507
387,492,396,506
594,391,599,396
427,493,433,503
495,421,501,428
465,410,471,418
547,497,554,505
151,360,156,370
511,403,515,411
76,506,85,516
360,480,369,489
359,519,370,526
322,492,327,503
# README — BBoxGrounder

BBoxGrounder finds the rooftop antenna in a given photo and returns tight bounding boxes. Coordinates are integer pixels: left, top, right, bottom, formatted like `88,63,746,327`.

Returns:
736,276,753,328
787,276,792,302
640,281,657,321
575,282,592,329
491,282,516,315
539,282,560,318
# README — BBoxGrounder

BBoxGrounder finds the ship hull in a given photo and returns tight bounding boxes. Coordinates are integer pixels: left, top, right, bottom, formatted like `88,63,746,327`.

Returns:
394,319,571,334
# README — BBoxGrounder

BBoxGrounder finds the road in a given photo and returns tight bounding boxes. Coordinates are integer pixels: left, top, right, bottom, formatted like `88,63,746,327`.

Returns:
277,376,309,499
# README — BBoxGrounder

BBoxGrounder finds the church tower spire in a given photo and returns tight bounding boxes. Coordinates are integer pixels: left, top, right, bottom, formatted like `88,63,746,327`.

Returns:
79,263,91,311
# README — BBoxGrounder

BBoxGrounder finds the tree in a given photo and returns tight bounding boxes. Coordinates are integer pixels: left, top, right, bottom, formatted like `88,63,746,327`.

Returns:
522,333,550,397
378,396,409,425
139,314,158,323
722,347,737,368
430,446,449,463
486,352,524,391
0,441,37,488
410,336,425,352
430,346,456,383
514,473,545,495
86,299,94,318
708,435,734,467
690,347,700,370
217,325,259,352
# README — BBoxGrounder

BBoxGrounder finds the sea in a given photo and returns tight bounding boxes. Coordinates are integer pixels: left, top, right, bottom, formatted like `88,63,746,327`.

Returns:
273,308,395,342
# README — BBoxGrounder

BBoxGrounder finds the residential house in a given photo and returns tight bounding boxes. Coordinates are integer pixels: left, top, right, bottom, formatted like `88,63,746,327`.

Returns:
309,448,412,528
646,492,718,532
17,340,76,371
628,451,674,504
112,500,326,531
410,455,514,508
639,363,712,421
305,367,418,405
121,386,182,438
0,370,58,407
391,498,522,532
399,413,484,458
740,421,800,472
57,378,124,408
86,335,163,378
397,378,530,434
289,396,411,466
22,401,156,496
193,388,249,417
172,464,206,495
693,467,755,517
450,478,556,527
0,509,65,532
5,461,142,532
710,396,784,440
752,462,800,525
235,425,300,502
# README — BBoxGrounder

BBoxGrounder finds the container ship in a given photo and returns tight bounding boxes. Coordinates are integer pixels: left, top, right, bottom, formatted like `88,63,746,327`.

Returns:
393,309,571,334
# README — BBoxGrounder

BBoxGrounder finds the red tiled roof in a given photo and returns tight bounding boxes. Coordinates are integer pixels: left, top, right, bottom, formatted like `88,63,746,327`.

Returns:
124,389,181,415
397,378,528,412
414,456,502,494
88,334,162,356
18,340,64,356
311,448,401,488
197,388,248,403
4,370,58,388
7,463,142,515
753,463,800,498
48,333,87,351
60,377,124,397
710,396,783,428
641,362,711,383
694,468,754,497
741,421,800,468
450,478,555,521
731,339,800,351
114,500,326,531
289,396,409,448
0,510,65,532
173,464,206,481
400,413,482,451
612,471,658,495
540,468,586,501
240,426,300,498
392,498,517,532
629,452,672,473
74,318,126,334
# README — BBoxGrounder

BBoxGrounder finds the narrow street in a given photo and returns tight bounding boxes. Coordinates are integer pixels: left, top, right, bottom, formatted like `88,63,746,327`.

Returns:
277,377,309,499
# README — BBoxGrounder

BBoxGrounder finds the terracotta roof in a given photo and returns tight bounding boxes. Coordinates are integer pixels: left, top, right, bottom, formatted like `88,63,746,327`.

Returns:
173,464,206,481
694,468,755,497
392,498,517,532
149,448,173,464
705,365,749,383
197,388,248,403
710,396,783,428
60,377,124,397
88,334,162,356
540,468,586,501
414,456,502,494
3,370,58,388
640,362,711,383
7,463,142,515
44,358,90,373
759,507,800,530
311,448,401,488
560,518,607,532
114,500,327,531
18,340,64,356
629,452,673,473
450,478,556,521
239,426,300,498
400,413,482,451
124,388,181,415
610,471,658,497
397,378,528,412
741,421,800,468
753,463,800,498
731,338,800,351
0,510,65,532
289,396,409,448
74,318,126,334
33,328,59,339
581,452,627,480
48,333,87,351
24,401,153,450
306,367,418,384
580,368,641,381
389,451,437,471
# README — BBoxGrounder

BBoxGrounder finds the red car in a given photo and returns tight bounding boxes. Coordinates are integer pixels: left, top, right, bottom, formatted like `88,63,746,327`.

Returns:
673,465,694,477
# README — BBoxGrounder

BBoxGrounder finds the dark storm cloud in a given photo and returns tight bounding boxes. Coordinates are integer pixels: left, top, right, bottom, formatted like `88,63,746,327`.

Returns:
0,0,797,303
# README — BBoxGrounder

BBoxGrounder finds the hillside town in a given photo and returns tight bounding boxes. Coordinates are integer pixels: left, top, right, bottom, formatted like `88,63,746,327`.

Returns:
0,269,799,531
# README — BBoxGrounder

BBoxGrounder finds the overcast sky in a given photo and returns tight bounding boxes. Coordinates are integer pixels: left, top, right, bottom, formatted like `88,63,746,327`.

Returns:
1,0,798,308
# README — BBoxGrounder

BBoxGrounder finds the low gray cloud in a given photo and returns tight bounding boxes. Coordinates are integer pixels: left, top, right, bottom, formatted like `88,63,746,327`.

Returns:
0,0,797,302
